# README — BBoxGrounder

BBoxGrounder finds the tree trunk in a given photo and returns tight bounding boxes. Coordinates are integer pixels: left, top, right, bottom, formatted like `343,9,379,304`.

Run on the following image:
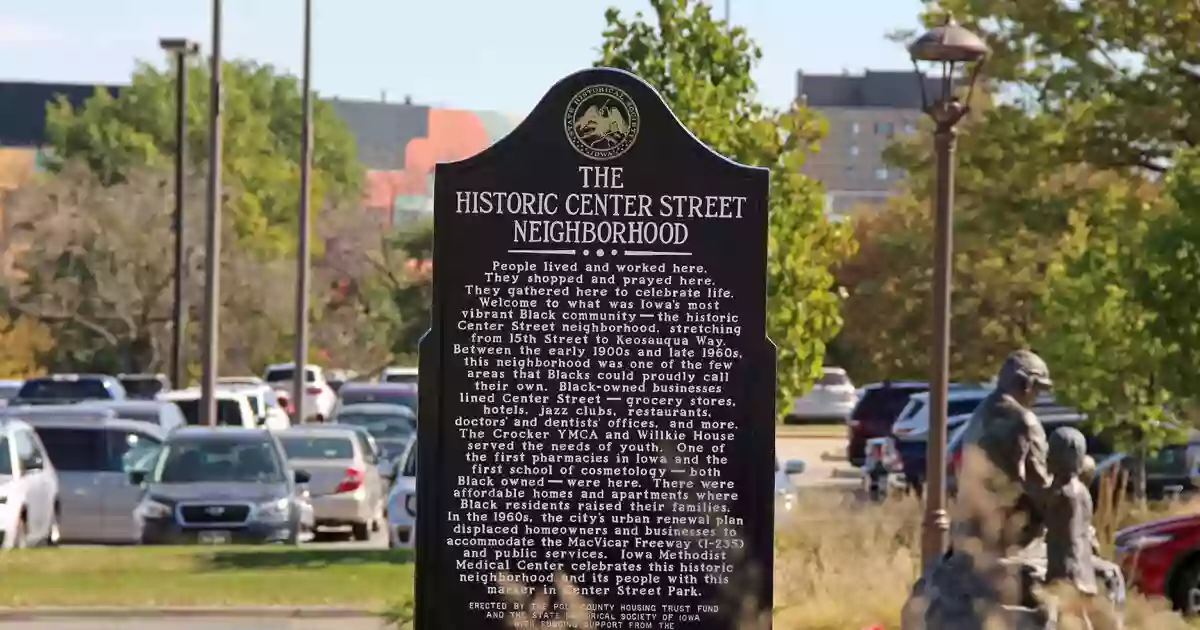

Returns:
1131,447,1148,510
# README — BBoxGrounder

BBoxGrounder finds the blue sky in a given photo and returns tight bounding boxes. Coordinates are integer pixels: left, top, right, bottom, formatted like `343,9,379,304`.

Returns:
0,0,923,113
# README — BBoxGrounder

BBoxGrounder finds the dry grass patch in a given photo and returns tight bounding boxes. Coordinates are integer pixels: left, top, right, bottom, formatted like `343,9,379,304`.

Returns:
772,491,1198,630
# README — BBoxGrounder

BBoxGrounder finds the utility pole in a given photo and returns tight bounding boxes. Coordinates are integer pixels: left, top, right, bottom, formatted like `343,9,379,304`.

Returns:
292,0,314,423
200,0,224,426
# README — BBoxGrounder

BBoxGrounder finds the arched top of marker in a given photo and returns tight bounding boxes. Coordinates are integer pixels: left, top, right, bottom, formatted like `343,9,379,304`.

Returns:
439,67,768,175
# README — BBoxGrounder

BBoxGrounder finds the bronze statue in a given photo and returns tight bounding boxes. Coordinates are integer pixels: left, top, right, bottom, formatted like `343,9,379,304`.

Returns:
903,350,1125,630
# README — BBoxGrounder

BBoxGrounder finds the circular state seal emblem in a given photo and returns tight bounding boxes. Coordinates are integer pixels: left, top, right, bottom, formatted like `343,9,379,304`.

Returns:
564,84,640,161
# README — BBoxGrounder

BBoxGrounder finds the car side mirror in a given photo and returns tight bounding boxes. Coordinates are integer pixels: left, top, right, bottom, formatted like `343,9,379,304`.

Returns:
294,469,311,484
24,455,44,472
128,470,147,486
783,459,806,475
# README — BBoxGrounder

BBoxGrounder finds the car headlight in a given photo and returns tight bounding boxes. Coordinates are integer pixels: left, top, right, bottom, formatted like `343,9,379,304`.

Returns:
405,494,416,517
1122,533,1173,551
256,498,290,522
135,500,171,520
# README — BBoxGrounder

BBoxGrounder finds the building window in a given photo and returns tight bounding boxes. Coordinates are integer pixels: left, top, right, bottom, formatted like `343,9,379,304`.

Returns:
849,145,860,157
875,122,894,135
874,167,889,180
850,122,860,135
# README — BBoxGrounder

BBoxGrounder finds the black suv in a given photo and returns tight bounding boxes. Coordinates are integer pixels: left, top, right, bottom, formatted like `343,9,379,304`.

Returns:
130,427,314,544
847,381,929,466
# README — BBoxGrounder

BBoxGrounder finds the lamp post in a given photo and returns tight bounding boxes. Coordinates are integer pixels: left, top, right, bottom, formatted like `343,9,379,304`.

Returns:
292,0,314,424
158,37,199,391
909,17,988,568
200,0,224,427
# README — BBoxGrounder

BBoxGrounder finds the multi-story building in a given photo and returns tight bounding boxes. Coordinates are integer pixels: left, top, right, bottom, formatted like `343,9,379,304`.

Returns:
797,70,941,216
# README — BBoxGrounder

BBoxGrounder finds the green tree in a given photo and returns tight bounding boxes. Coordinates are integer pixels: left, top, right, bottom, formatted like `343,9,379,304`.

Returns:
596,0,856,418
44,57,363,255
1031,173,1180,501
918,0,1200,173
1134,148,1200,406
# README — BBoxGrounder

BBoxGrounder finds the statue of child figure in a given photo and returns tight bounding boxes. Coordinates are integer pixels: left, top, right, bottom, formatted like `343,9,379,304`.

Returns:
1045,426,1120,630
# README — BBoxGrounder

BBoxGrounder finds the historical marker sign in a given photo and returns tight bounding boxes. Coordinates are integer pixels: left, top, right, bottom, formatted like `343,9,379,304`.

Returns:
417,67,774,630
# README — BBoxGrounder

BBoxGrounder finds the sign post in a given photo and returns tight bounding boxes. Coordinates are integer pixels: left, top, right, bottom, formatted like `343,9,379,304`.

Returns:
417,67,774,630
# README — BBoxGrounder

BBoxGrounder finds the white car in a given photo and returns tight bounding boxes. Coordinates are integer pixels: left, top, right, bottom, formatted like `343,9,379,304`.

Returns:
386,439,417,549
785,367,857,423
157,388,258,428
379,367,418,385
217,383,291,430
263,363,336,422
0,418,59,548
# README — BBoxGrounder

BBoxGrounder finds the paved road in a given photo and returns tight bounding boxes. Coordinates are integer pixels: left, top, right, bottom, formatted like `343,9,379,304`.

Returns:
0,619,391,630
776,435,858,488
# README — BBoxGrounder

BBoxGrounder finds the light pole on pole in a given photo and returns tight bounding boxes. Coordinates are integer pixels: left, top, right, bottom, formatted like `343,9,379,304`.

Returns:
292,0,314,424
200,0,224,427
908,17,988,568
158,37,199,391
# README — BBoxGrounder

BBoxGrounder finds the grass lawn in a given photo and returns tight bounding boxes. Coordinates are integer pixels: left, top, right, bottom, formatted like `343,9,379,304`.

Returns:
776,424,845,439
0,546,414,608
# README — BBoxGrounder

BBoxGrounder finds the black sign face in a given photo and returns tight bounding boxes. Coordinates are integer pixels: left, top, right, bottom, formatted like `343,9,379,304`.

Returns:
417,67,774,630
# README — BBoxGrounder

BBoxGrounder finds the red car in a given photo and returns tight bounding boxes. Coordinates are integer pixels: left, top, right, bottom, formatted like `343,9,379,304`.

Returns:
1117,513,1200,614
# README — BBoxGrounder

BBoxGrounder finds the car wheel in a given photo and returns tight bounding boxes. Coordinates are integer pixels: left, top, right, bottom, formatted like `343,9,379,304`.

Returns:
1172,560,1200,615
351,521,371,541
44,503,61,547
12,514,27,549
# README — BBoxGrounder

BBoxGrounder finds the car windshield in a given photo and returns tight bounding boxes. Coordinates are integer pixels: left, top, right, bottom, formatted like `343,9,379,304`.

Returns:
174,399,245,426
279,436,355,460
899,401,926,421
853,386,926,422
334,413,415,439
113,409,160,426
0,386,21,400
402,444,417,477
18,378,110,401
338,390,417,411
816,371,850,387
244,395,261,417
155,439,284,483
948,398,985,417
120,378,167,398
0,436,10,475
264,368,315,383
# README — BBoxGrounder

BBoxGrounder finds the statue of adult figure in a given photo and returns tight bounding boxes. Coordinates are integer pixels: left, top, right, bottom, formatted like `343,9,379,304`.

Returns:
955,349,1056,555
906,350,1124,630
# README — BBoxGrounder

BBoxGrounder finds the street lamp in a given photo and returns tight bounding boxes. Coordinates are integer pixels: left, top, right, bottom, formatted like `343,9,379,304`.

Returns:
158,37,199,392
200,0,225,427
908,17,988,568
292,0,314,424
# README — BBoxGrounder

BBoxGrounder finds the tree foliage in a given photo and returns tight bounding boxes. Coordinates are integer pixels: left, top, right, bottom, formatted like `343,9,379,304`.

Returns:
920,0,1200,173
0,315,53,378
596,0,856,417
1031,173,1179,452
44,58,363,255
0,164,295,374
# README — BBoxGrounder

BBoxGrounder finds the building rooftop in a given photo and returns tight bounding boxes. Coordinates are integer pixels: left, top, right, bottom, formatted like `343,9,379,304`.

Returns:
796,70,943,110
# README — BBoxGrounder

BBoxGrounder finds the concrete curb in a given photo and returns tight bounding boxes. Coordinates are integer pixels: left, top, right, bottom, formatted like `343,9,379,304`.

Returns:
0,606,383,620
